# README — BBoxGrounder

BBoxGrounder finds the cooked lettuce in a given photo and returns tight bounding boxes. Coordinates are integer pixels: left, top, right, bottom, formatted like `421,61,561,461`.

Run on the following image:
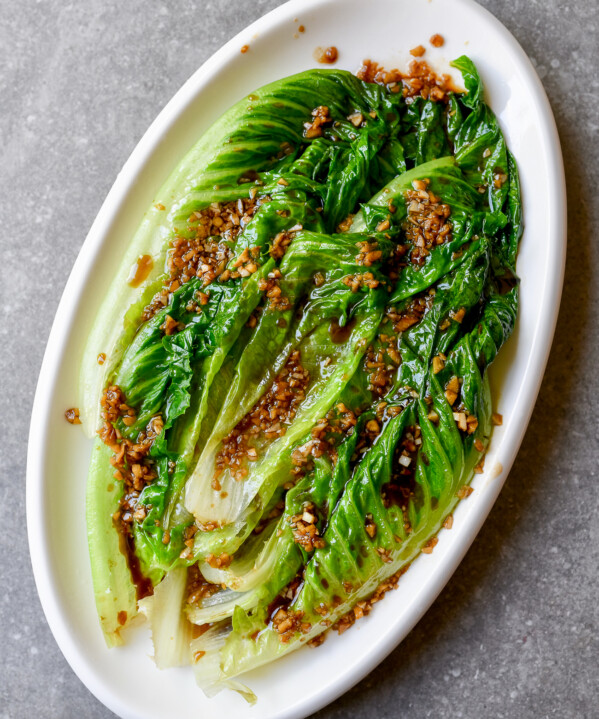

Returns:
83,56,522,691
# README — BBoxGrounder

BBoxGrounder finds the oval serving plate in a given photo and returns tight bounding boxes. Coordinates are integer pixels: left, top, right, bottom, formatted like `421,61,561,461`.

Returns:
27,0,566,717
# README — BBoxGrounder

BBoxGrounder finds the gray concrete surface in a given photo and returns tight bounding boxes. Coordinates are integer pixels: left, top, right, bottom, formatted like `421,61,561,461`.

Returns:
1,1,597,717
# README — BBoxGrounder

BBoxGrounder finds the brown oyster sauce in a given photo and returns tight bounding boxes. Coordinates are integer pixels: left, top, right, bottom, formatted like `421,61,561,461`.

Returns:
117,523,153,600
329,317,356,344
127,254,154,288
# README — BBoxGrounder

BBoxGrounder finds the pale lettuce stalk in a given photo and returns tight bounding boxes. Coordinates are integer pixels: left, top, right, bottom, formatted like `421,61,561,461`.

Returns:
190,624,256,703
138,566,193,668
86,439,137,647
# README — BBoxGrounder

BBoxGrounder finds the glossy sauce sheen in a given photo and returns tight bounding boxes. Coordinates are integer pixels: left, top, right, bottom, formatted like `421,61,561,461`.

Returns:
127,254,153,288
329,317,356,344
118,524,153,600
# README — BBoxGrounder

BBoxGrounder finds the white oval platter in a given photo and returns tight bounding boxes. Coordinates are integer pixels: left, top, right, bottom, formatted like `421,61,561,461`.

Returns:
27,0,566,717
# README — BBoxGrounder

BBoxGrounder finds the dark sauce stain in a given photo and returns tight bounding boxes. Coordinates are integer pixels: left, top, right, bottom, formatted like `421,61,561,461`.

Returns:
382,440,417,508
266,593,289,623
496,267,519,295
237,168,261,184
382,482,412,508
321,578,329,589
412,482,425,511
431,496,439,511
329,317,356,344
127,254,153,288
117,524,153,600
192,624,210,640
265,575,304,624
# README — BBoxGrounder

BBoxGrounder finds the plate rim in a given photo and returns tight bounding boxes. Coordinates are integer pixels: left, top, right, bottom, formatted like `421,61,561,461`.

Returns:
26,0,567,717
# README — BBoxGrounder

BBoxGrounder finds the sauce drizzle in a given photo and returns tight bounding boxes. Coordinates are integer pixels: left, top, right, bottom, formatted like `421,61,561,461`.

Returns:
118,525,153,600
329,317,356,344
127,254,153,288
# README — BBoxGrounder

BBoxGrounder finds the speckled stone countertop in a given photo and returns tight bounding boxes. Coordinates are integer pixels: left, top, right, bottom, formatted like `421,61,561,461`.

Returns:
1,1,597,717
